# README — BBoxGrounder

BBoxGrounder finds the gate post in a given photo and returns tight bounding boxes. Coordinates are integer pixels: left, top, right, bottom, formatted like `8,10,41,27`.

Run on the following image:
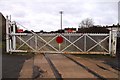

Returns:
111,29,117,56
12,21,16,50
6,16,9,53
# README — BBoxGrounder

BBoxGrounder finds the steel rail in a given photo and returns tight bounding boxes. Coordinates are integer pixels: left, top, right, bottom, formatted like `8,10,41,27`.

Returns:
44,53,62,80
62,54,108,80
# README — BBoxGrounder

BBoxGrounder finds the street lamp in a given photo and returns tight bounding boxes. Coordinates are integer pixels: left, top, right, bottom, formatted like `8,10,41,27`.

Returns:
60,11,63,31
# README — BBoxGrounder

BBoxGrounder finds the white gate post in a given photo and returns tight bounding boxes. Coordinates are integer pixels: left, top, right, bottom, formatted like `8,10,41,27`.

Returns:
12,21,16,50
111,30,117,56
6,16,9,53
9,20,12,53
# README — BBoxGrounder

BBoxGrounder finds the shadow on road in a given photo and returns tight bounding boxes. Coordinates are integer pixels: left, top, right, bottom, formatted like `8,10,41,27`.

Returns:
2,53,34,79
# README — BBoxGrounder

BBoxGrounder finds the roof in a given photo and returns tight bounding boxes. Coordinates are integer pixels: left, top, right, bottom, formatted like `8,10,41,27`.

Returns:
77,27,109,33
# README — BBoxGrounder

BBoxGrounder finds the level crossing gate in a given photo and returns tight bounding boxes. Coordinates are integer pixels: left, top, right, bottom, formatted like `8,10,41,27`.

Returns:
6,17,117,56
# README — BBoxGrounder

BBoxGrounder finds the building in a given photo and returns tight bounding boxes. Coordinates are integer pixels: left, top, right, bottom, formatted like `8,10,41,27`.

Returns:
77,24,120,33
106,24,120,32
64,28,76,33
77,26,109,33
0,12,6,53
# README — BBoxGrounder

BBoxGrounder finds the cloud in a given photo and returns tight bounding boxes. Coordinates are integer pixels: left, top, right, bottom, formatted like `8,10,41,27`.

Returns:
0,0,119,31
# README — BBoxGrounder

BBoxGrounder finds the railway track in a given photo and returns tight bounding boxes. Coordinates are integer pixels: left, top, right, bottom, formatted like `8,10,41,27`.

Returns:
43,53,113,79
31,53,119,79
44,53,62,79
62,54,107,80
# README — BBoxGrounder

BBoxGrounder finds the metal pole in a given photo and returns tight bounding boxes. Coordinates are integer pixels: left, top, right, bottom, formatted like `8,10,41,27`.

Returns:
9,18,12,52
60,11,63,32
59,44,61,52
10,15,11,22
118,1,120,24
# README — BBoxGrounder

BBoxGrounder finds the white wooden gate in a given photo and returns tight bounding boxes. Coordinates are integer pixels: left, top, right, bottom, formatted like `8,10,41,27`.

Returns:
6,17,117,56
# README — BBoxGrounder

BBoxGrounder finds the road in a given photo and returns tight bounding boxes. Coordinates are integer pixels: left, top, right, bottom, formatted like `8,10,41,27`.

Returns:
19,53,119,79
2,53,119,79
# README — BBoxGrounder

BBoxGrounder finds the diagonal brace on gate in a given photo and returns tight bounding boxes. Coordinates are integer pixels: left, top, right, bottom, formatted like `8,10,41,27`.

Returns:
17,35,34,50
17,36,36,51
60,34,83,52
37,34,59,52
38,35,59,51
87,35,109,52
61,34,84,52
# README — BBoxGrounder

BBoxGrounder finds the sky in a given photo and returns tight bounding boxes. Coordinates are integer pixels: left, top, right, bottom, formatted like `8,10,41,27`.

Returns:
0,0,119,32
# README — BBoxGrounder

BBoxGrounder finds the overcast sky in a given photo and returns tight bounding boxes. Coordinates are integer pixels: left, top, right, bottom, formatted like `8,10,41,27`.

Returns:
0,0,119,31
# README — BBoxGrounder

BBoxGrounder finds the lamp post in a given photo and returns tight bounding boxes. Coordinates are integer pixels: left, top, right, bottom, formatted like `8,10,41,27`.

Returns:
60,11,63,32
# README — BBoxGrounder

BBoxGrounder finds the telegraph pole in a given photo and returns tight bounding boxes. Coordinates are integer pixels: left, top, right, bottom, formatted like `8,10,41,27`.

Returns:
60,11,63,32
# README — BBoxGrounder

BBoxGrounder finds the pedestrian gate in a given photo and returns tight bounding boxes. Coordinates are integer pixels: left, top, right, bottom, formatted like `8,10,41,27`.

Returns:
6,17,117,56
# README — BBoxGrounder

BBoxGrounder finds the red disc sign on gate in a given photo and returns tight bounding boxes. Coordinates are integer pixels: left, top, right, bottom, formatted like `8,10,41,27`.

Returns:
56,36,63,44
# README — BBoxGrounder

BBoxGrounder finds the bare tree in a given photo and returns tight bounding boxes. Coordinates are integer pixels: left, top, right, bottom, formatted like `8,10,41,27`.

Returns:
79,18,94,28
